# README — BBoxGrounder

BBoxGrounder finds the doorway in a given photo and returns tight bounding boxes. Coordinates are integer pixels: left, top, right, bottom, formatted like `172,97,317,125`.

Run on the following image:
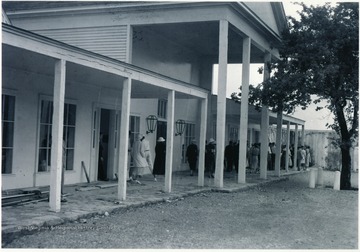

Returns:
98,108,119,181
157,121,167,141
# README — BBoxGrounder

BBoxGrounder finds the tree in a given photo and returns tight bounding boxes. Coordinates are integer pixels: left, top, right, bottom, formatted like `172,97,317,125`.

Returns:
232,2,358,189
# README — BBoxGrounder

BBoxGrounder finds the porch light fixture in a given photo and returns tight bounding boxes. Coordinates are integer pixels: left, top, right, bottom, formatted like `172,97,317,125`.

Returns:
175,119,186,136
146,115,158,134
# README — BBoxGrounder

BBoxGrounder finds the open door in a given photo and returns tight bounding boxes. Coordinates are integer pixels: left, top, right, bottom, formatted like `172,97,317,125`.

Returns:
91,107,120,181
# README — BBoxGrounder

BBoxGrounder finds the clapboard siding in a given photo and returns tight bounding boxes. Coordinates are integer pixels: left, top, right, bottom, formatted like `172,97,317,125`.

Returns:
33,26,128,62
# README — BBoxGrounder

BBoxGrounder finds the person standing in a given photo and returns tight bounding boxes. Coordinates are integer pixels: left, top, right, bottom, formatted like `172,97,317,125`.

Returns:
205,138,216,178
305,145,311,168
224,141,234,172
270,142,276,170
234,141,239,173
186,139,198,176
127,131,132,181
299,146,306,170
153,137,166,180
250,143,260,173
98,132,107,181
141,134,155,180
130,134,148,184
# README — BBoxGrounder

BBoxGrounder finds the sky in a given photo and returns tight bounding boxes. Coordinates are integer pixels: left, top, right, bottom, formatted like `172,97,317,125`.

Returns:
212,1,337,131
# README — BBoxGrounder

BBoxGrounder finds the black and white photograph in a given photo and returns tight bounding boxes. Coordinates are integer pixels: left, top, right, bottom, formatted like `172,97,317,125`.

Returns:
1,0,358,249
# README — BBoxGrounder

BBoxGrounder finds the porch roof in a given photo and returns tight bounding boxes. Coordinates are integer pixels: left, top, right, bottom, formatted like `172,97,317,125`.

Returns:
3,1,286,63
211,96,305,126
2,23,209,100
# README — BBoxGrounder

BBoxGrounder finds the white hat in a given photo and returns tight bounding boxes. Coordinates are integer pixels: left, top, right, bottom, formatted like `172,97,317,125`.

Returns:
157,137,165,142
137,134,144,140
209,138,215,144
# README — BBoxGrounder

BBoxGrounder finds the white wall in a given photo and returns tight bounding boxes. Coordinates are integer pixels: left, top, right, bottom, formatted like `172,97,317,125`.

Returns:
132,29,201,85
2,65,201,190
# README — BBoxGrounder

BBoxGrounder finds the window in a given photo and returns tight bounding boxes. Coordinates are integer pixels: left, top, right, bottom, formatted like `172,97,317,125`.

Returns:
229,126,239,142
129,115,140,147
157,99,167,119
38,100,76,172
129,115,140,166
182,123,195,163
2,94,15,174
63,104,76,170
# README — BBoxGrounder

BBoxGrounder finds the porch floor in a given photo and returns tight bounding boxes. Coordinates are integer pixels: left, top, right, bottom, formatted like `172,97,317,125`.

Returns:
2,169,304,241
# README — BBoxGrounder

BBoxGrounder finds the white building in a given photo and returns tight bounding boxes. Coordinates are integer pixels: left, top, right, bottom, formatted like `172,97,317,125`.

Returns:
2,1,305,211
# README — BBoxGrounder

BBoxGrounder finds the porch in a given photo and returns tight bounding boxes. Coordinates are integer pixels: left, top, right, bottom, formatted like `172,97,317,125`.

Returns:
2,168,304,241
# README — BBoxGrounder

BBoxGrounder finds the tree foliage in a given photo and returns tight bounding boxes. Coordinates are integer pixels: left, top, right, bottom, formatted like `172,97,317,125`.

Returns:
232,2,358,189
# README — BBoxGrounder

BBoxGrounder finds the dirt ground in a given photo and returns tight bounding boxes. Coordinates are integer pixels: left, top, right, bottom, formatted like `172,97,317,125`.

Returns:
3,174,358,249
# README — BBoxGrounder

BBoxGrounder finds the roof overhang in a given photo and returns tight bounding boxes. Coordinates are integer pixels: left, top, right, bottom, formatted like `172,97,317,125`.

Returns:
2,23,209,100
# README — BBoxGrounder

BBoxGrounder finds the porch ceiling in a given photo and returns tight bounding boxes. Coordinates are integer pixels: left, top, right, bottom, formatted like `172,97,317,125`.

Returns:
134,21,266,64
3,44,205,99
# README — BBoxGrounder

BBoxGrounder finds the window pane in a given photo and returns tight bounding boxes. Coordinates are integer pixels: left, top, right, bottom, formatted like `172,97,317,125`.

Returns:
67,104,76,126
63,104,69,125
40,100,53,124
2,95,15,121
66,149,74,170
39,125,51,147
38,149,49,172
2,149,13,174
65,126,75,148
2,122,14,148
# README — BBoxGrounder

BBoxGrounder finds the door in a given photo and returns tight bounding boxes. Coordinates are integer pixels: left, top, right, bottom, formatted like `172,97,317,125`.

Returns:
91,107,120,181
156,121,167,141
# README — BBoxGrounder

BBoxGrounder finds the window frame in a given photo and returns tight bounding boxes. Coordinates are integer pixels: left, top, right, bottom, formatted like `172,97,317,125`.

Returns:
182,122,195,163
2,90,17,175
37,95,77,173
157,99,167,119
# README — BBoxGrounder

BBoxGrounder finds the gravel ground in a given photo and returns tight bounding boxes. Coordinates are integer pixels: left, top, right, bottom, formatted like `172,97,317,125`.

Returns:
3,175,358,249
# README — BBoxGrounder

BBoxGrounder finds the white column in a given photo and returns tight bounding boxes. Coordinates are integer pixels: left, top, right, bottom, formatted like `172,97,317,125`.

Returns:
125,25,133,64
259,52,271,180
274,111,283,177
293,124,299,170
49,59,66,212
238,37,251,184
249,128,254,146
301,125,305,147
165,90,175,192
285,121,291,172
117,78,131,201
215,20,228,188
198,97,208,187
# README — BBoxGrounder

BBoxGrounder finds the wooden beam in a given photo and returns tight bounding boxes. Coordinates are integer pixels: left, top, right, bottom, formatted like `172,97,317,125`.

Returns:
285,121,291,172
117,78,131,201
293,124,299,170
198,97,208,187
238,37,251,184
215,20,228,188
165,90,175,193
49,59,66,212
274,111,283,177
260,52,271,179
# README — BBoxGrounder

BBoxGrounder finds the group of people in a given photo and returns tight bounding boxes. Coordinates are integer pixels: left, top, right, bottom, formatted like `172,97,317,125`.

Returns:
128,133,313,184
128,134,217,183
129,134,166,184
296,145,312,170
269,142,313,171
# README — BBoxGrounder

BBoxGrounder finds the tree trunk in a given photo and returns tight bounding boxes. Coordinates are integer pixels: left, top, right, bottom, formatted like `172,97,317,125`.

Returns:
335,102,352,190
340,145,352,190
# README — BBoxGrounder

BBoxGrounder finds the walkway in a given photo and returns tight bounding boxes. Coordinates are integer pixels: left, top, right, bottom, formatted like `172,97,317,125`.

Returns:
2,170,303,242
